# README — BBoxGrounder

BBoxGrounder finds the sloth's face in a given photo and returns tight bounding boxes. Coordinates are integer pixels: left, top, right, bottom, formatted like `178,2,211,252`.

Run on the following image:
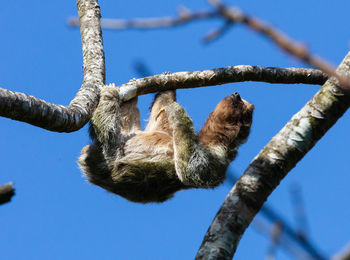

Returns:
198,92,254,147
213,92,254,126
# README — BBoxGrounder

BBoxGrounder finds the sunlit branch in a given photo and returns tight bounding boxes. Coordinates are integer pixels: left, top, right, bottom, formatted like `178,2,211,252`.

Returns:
0,62,326,131
226,173,326,260
115,66,326,101
0,0,105,132
196,51,350,260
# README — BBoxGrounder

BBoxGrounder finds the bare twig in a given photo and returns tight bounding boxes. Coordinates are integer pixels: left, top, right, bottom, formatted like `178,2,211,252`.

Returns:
290,183,309,240
196,51,350,260
0,0,105,132
265,221,282,260
202,21,233,43
0,182,15,205
76,1,350,93
226,173,326,260
68,8,218,30
207,0,350,93
261,207,325,260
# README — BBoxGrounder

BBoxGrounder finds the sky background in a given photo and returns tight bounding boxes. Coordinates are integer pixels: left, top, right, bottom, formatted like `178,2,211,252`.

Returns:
1,0,350,259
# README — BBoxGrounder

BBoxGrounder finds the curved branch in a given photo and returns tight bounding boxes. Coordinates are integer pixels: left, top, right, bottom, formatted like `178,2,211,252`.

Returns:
0,65,326,130
0,182,15,205
116,66,326,101
226,174,326,259
0,0,105,133
196,52,350,259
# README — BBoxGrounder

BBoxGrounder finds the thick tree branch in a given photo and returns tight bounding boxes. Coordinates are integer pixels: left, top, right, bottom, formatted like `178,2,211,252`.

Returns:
196,52,350,260
226,174,325,259
0,183,15,205
115,66,326,101
0,0,105,132
0,65,326,129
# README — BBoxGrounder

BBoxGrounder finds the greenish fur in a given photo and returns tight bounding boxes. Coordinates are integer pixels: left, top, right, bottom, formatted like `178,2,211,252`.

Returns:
80,143,185,203
78,86,254,203
166,103,197,174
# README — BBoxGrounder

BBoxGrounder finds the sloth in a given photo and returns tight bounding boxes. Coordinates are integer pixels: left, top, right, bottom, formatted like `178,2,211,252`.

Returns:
78,84,254,203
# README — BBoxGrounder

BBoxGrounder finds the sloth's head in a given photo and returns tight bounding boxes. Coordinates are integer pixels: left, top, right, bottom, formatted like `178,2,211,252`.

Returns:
213,92,254,126
199,92,254,148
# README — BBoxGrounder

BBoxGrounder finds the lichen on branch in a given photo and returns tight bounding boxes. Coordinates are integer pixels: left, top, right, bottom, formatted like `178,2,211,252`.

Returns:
196,51,350,260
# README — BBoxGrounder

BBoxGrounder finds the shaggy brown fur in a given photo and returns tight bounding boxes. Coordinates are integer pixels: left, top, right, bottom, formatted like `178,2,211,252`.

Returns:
78,84,254,203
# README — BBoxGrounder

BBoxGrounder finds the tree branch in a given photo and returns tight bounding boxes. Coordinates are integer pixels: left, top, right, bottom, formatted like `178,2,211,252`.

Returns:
115,66,326,101
196,52,350,260
207,0,350,93
0,65,326,129
0,182,15,205
68,8,219,30
0,0,105,133
75,1,350,93
226,174,325,259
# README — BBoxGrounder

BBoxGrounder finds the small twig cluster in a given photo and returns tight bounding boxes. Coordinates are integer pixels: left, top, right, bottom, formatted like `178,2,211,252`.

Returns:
68,0,350,94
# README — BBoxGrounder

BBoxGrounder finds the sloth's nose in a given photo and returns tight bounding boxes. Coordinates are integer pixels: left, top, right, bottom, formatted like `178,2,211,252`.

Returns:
232,92,241,101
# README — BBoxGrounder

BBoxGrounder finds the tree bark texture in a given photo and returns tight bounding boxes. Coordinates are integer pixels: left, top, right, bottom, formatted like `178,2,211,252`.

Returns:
116,66,327,101
196,52,350,260
0,62,326,131
0,0,105,132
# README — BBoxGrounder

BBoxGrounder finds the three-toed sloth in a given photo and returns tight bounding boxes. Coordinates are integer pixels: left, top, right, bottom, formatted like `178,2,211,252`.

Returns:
78,84,254,203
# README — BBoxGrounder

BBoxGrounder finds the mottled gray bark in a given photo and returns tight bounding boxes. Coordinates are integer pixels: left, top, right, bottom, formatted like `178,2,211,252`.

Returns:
0,183,15,205
196,53,350,260
0,0,105,132
116,66,327,102
0,62,325,131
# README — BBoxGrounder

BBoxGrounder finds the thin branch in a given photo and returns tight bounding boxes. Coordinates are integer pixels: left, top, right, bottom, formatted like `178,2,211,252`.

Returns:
265,221,282,260
226,174,325,260
0,0,105,132
196,51,350,260
261,206,325,260
0,182,15,205
76,1,350,93
68,8,219,30
289,183,309,239
207,0,350,93
202,21,233,43
115,66,326,101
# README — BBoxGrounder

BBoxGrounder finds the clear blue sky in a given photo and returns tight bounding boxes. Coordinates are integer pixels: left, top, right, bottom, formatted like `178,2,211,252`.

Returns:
1,1,349,259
